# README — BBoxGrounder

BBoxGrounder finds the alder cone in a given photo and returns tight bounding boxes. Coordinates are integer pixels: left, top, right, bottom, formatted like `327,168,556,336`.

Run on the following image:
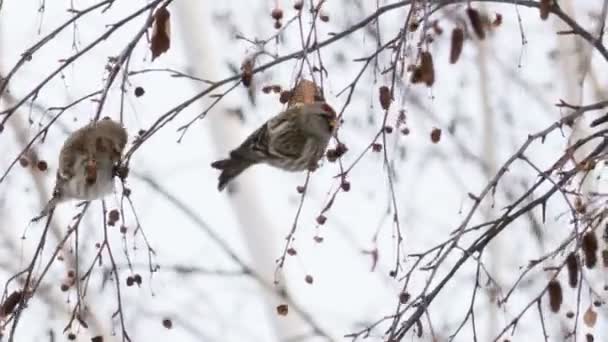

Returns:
449,28,464,64
420,52,435,86
582,232,599,269
540,0,552,20
466,7,485,40
150,7,171,60
565,252,578,288
547,280,563,313
379,86,391,110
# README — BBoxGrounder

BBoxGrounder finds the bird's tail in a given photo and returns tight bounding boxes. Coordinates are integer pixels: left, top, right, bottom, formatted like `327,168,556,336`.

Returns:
211,157,252,191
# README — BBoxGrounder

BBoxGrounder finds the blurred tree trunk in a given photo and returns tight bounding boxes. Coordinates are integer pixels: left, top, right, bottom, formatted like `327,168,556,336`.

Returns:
173,3,312,341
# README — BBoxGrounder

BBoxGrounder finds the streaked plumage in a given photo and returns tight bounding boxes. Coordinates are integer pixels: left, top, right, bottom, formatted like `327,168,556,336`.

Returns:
33,118,128,220
211,102,337,191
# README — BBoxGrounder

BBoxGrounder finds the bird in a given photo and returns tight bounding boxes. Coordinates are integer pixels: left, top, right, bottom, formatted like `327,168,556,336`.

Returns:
211,101,337,191
33,117,128,221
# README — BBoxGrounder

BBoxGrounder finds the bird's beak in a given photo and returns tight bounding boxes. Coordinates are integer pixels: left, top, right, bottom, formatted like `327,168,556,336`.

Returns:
328,118,337,130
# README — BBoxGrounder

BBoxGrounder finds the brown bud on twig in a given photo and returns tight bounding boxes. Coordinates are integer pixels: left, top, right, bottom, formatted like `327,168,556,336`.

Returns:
420,51,435,86
547,280,563,313
582,232,599,269
466,7,485,40
565,252,579,288
449,28,464,64
540,0,552,20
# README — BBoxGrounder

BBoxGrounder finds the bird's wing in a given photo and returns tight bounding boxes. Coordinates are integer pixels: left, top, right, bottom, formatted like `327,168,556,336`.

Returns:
230,123,272,161
270,127,307,159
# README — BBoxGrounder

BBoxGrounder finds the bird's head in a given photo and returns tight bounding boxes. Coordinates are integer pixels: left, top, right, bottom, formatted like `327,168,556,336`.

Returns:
299,102,337,137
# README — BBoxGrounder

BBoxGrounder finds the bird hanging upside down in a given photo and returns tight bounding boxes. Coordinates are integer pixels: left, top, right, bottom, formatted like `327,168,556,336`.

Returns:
211,101,337,191
33,117,128,221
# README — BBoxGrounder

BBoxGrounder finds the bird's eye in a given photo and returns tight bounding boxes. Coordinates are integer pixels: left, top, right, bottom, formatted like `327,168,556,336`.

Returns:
321,103,335,115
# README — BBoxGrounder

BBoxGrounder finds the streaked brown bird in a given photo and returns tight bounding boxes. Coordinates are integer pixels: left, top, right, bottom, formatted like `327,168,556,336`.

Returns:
34,117,128,220
211,102,337,191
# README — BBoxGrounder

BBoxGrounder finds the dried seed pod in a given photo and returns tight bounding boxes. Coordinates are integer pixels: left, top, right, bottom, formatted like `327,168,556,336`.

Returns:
108,209,120,223
316,215,327,225
565,252,579,288
37,160,48,171
430,128,442,143
241,59,254,87
279,90,292,104
420,51,435,86
340,181,351,192
276,304,288,316
431,20,443,35
540,0,552,20
492,13,503,27
304,275,314,284
450,28,464,64
582,232,599,269
162,318,172,329
293,0,303,11
150,7,171,61
134,86,145,97
547,280,563,313
319,11,329,22
0,291,23,316
410,67,423,84
271,8,283,20
379,86,392,110
466,7,485,40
